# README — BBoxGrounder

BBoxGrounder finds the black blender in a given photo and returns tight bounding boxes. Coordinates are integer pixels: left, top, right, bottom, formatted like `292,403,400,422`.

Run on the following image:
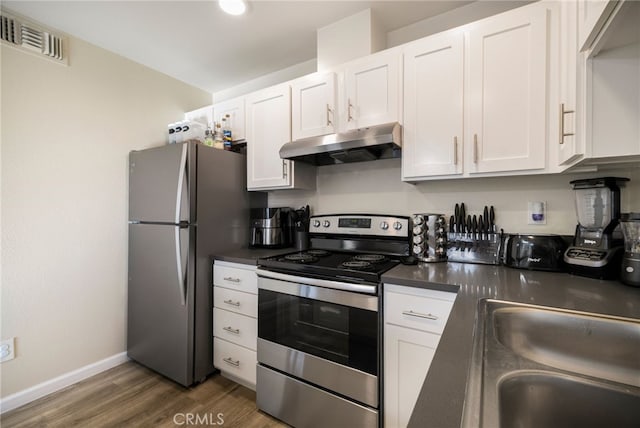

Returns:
564,177,629,279
620,213,640,287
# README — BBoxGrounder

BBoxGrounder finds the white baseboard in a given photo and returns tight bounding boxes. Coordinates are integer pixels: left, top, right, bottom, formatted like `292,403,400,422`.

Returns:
0,352,129,414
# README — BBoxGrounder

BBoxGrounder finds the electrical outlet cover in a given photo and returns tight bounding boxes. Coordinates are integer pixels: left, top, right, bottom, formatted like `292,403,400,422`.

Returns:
0,338,16,362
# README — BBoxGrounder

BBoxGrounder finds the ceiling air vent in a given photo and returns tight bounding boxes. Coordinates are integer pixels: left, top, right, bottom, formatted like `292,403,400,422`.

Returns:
0,10,67,64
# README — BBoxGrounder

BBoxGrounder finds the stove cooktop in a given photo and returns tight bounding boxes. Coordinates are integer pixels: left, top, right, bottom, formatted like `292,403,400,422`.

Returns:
259,250,402,284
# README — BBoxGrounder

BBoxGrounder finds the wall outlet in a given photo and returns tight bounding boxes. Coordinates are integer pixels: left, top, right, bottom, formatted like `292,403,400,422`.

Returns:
1,337,16,362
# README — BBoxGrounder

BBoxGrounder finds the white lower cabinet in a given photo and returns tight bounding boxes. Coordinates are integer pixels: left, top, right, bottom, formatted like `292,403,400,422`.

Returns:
384,284,456,428
213,261,258,390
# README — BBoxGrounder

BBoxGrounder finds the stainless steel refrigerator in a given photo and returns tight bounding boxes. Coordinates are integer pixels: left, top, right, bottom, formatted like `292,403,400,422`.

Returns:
127,141,265,386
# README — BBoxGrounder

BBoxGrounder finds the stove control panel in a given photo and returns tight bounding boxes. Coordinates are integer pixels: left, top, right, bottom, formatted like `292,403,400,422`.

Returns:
310,214,410,238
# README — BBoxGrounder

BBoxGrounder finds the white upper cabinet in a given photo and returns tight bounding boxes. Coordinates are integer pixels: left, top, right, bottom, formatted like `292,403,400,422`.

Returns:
402,31,464,179
213,96,245,141
343,49,401,130
245,83,315,191
246,83,293,190
291,72,337,141
467,5,548,174
558,0,582,165
402,2,554,181
577,0,618,52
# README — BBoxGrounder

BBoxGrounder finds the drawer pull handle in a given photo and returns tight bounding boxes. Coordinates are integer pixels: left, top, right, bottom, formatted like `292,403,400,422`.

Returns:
223,326,240,335
223,276,241,283
223,299,240,307
223,357,240,367
402,310,438,321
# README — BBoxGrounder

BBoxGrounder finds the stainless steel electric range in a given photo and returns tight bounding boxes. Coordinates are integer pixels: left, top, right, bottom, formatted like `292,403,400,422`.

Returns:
255,214,411,428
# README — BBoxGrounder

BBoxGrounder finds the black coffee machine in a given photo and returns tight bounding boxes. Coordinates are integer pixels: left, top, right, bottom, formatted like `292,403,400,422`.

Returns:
564,177,629,279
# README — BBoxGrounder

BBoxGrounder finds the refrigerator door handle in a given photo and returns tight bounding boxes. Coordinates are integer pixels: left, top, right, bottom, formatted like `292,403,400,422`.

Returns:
175,143,188,224
175,226,187,305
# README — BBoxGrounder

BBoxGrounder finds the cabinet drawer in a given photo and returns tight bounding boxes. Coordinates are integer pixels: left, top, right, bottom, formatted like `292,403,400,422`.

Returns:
214,263,257,294
214,337,257,387
385,286,455,335
214,308,257,350
214,286,257,318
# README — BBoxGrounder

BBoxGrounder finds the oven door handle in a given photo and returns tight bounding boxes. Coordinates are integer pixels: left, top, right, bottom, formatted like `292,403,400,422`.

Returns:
256,268,377,295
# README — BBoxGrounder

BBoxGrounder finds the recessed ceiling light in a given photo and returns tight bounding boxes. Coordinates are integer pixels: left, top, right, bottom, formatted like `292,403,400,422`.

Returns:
219,0,247,16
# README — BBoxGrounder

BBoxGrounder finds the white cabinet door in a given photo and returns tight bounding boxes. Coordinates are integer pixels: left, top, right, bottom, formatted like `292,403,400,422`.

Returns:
577,0,617,52
213,97,245,141
291,72,337,140
245,83,293,190
559,0,582,165
402,31,464,179
344,49,401,130
384,324,440,428
467,6,548,174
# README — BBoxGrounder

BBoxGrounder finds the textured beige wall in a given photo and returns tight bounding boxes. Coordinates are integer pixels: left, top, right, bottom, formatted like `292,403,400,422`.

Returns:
1,36,210,397
269,159,640,235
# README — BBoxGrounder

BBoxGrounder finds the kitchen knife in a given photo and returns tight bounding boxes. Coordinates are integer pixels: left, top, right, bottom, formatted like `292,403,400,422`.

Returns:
489,206,495,233
478,215,484,236
472,215,478,234
449,215,455,233
483,206,489,228
461,203,467,232
467,215,472,235
454,204,460,231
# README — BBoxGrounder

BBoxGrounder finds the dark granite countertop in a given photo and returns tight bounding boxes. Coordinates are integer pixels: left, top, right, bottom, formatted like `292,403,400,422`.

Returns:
213,247,295,265
381,263,640,428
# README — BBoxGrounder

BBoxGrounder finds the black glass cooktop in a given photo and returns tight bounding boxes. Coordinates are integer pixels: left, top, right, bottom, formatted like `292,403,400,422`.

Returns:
259,250,402,284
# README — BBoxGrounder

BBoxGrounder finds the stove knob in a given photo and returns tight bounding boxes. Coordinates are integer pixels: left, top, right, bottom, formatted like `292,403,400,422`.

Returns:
412,215,424,225
413,225,424,235
323,220,331,228
413,235,424,245
393,222,403,230
313,220,321,228
413,244,424,255
380,221,389,230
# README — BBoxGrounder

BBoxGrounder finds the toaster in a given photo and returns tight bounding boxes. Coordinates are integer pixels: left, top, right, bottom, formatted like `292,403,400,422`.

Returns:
503,234,568,272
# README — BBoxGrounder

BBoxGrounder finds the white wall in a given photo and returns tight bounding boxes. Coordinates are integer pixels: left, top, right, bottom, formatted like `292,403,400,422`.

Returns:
269,159,640,235
1,36,211,398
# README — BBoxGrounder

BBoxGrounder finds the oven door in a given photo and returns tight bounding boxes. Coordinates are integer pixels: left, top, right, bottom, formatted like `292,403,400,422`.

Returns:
257,269,379,408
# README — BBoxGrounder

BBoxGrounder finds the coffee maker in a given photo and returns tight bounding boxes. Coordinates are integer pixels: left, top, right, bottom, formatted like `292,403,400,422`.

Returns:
620,213,640,287
564,177,629,279
250,207,292,248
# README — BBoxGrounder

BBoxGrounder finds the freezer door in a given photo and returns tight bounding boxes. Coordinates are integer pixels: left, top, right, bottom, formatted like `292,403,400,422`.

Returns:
129,142,193,223
127,223,194,386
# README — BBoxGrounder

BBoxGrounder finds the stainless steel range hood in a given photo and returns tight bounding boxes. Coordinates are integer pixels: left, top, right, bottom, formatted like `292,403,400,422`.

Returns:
279,122,402,166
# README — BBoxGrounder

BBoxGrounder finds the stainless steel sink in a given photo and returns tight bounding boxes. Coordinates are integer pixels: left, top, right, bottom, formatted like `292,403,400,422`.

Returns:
461,299,640,428
499,372,640,428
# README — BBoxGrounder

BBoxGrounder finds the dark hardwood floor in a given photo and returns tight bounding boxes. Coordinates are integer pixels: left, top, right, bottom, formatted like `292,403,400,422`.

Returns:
1,362,287,427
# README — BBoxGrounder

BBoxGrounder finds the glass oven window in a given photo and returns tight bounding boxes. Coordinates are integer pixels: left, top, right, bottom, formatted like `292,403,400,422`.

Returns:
258,289,378,376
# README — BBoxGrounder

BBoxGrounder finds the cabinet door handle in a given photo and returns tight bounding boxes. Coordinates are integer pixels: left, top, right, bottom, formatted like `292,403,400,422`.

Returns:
473,134,478,163
223,326,240,335
402,310,438,320
223,357,240,367
453,136,458,165
223,299,240,307
347,99,354,122
223,276,241,283
559,103,575,145
326,104,333,126
282,160,288,179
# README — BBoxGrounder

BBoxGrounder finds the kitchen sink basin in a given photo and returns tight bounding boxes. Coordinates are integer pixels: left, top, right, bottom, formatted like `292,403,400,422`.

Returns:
499,372,640,428
492,303,640,387
461,299,640,428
